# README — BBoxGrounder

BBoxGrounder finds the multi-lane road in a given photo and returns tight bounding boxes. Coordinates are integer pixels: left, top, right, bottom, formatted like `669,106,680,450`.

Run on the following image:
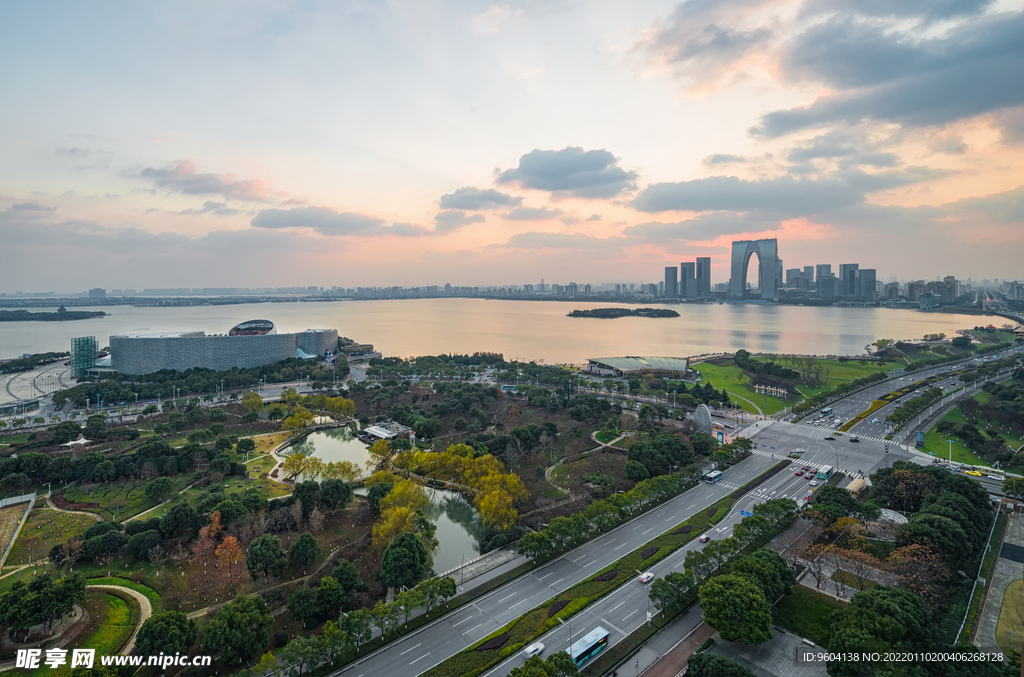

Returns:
335,416,924,677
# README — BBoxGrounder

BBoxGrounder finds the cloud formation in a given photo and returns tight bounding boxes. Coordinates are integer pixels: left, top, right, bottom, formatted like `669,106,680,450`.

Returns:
438,187,522,210
505,206,567,221
135,159,275,202
251,206,384,235
496,147,638,199
389,222,432,236
433,210,485,232
755,11,1024,137
180,201,243,216
488,231,625,251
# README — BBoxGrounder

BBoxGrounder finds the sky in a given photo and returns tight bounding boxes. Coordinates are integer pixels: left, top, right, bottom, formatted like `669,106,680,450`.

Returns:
1,0,1023,292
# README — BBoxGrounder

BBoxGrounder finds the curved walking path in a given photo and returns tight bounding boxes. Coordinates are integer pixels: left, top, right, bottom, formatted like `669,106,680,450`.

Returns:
126,479,200,522
87,584,152,655
45,494,101,521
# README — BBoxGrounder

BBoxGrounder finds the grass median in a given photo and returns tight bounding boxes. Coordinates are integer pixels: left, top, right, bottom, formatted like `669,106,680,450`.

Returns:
423,460,791,677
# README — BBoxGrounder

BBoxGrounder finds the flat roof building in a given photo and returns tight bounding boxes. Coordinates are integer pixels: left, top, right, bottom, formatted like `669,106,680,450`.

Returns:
110,320,337,375
587,356,689,378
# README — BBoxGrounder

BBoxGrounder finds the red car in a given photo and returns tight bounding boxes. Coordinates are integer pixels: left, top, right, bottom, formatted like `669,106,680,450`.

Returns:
794,470,803,476
699,535,710,543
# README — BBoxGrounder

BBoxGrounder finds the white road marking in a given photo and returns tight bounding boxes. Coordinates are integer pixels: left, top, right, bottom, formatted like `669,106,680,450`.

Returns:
550,578,564,587
497,592,516,603
571,553,588,562
462,622,486,635
409,653,431,665
584,559,597,567
615,543,628,550
509,599,527,609
623,609,639,621
400,643,422,656
452,615,474,627
535,572,553,581
609,601,626,613
642,528,653,535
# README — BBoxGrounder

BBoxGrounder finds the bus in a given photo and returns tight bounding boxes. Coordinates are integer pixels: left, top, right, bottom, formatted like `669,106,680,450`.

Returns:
821,407,833,416
815,465,834,481
704,470,723,484
567,627,609,667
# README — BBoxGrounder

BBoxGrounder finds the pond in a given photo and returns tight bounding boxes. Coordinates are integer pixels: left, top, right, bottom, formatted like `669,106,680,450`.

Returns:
354,485,485,575
294,428,485,573
290,426,371,471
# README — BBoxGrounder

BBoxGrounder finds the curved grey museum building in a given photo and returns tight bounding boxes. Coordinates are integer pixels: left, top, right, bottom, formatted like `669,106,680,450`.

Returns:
110,321,337,375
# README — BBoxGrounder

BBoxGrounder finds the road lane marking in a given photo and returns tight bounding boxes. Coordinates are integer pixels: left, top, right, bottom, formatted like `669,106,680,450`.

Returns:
550,578,564,587
400,643,422,656
615,543,628,550
584,559,597,568
609,601,625,613
497,593,516,603
535,572,553,581
623,609,638,621
571,553,588,562
409,653,431,665
642,528,653,535
509,599,527,609
606,539,616,545
452,616,473,627
463,622,486,635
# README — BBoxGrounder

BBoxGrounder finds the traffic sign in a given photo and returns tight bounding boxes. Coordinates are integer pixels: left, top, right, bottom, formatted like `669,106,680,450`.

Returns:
740,510,753,517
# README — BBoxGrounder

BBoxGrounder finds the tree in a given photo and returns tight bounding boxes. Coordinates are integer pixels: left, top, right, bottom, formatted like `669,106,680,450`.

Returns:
282,409,315,436
367,482,393,517
624,460,649,482
216,535,245,581
339,608,372,651
214,499,250,527
698,574,773,644
687,653,754,677
203,596,273,665
421,576,457,613
518,531,554,561
91,460,116,482
289,532,322,574
247,534,288,578
367,439,392,469
236,437,257,455
161,503,201,540
145,477,174,503
1002,477,1024,501
380,531,428,590
280,634,321,677
289,585,319,623
508,654,581,677
650,571,697,612
827,586,931,675
395,587,426,627
242,391,264,413
330,559,362,593
319,479,354,513
135,611,198,656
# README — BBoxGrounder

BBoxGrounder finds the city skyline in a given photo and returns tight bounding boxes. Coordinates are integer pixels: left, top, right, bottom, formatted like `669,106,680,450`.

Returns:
2,1,1023,291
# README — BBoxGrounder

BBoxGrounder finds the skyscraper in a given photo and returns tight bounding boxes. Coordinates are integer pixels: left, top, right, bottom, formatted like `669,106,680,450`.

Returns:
728,239,779,300
804,266,814,283
695,257,711,295
664,266,678,298
839,263,859,296
680,262,695,298
859,269,876,300
815,264,832,281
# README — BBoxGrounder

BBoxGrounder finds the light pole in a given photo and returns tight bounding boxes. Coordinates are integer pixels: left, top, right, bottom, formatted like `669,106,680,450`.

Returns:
557,617,573,654
948,439,954,463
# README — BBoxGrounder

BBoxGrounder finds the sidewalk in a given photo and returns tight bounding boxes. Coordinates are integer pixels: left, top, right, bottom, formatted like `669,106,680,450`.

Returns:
600,604,711,677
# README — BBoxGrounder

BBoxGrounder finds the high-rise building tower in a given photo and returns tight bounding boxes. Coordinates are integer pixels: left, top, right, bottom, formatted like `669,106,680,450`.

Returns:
839,263,860,296
664,267,678,298
695,257,711,295
680,262,696,298
804,266,815,283
728,239,779,300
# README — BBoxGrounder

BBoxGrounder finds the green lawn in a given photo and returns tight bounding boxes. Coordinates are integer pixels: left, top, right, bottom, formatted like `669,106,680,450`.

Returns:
6,507,94,565
775,586,846,647
919,382,1024,467
693,362,788,414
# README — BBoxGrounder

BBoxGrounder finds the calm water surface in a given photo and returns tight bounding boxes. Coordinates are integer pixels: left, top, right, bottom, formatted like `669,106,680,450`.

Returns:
0,299,985,362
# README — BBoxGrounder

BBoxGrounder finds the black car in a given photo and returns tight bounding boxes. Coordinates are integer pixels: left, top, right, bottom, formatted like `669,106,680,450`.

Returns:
824,436,835,441
850,437,860,442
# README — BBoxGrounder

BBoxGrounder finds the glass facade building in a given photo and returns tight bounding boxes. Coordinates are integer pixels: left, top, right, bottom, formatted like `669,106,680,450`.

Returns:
70,336,98,378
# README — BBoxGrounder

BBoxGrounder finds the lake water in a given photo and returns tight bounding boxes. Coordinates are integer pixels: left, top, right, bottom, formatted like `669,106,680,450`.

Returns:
296,428,484,574
0,299,986,362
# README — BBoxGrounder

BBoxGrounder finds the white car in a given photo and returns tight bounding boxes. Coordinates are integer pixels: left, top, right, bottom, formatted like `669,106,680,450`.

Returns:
809,480,820,487
638,572,655,584
523,643,545,658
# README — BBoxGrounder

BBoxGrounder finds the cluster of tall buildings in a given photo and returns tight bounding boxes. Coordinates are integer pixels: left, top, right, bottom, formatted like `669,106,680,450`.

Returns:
784,263,878,301
663,257,712,299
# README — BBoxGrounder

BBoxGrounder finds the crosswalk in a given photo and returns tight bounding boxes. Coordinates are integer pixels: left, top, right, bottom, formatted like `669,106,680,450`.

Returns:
779,422,892,444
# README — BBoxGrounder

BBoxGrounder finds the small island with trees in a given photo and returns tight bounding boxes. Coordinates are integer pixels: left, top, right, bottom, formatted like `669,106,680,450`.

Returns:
567,307,680,318
0,306,107,322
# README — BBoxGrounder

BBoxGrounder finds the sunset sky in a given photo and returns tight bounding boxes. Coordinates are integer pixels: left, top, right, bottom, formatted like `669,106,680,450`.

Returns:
2,0,1023,291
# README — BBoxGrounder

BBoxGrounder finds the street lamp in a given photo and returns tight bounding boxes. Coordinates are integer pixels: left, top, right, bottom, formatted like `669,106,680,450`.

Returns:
947,439,954,463
557,617,573,654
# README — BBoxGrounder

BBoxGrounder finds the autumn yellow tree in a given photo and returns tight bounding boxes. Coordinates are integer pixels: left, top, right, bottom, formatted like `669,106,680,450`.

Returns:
241,390,264,413
324,460,360,482
379,479,429,514
304,456,326,482
282,408,315,436
367,440,393,470
282,452,309,479
372,506,417,552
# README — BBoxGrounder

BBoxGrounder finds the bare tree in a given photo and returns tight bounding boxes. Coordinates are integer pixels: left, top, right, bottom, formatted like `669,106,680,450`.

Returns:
309,507,325,533
147,544,163,563
837,549,881,592
290,500,304,530
796,543,829,590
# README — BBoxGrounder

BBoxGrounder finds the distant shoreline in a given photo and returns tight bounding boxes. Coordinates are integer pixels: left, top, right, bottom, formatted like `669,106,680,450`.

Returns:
0,309,107,322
